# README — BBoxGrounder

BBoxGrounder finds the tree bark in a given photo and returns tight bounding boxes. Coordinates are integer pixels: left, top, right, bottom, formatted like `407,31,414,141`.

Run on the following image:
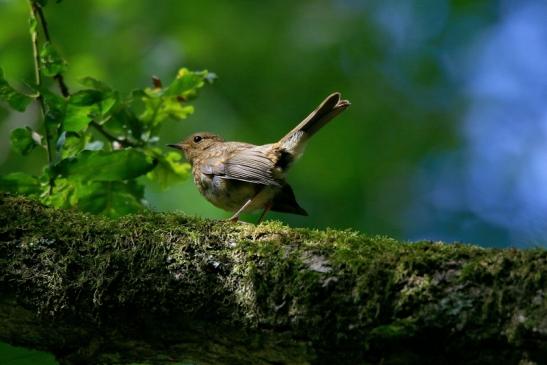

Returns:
0,194,546,364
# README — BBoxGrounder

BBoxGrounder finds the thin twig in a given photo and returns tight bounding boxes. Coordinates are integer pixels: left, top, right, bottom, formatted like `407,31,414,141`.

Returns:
34,3,70,97
90,121,138,148
32,1,137,153
29,1,54,166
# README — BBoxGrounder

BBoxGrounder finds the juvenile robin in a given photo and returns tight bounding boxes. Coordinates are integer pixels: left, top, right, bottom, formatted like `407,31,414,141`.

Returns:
168,92,350,223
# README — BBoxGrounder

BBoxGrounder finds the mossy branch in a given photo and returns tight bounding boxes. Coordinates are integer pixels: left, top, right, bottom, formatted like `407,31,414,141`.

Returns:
0,194,546,365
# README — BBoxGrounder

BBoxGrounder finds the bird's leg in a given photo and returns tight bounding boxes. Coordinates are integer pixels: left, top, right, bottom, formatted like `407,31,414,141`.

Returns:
227,198,254,223
257,202,272,224
228,187,267,223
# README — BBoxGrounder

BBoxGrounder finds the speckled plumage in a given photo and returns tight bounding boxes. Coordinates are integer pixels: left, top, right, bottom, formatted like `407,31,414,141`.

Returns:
168,92,350,222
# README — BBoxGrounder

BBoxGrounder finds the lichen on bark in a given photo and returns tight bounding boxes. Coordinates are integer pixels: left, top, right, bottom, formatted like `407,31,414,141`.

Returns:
0,194,546,364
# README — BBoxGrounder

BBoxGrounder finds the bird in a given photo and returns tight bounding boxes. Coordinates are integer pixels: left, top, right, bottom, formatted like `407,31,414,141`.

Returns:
168,92,350,223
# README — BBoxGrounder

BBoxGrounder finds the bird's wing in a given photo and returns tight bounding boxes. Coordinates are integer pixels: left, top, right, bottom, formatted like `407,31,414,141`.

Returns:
208,145,281,186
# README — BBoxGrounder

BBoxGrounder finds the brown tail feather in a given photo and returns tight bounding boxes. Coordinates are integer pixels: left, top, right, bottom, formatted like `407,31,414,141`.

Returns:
278,92,350,155
271,184,308,216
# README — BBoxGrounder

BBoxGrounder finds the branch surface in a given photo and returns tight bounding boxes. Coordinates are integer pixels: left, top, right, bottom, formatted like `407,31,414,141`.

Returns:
0,195,546,365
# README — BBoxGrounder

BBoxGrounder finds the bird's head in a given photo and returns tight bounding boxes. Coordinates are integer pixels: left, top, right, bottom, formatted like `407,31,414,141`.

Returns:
167,132,224,163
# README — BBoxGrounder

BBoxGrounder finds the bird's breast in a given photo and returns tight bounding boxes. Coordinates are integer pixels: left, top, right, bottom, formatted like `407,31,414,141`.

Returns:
193,170,276,213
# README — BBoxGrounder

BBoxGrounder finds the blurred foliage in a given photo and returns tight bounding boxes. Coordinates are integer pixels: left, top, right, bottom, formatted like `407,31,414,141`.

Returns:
1,0,497,236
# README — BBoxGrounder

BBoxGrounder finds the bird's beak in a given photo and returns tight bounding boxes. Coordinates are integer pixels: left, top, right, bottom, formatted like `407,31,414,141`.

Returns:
167,143,182,150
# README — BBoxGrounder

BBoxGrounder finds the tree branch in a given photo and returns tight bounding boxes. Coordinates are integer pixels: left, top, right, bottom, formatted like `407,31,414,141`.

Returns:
0,194,546,365
90,121,138,148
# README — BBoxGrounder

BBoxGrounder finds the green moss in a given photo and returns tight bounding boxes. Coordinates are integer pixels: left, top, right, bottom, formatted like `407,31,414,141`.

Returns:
1,194,547,364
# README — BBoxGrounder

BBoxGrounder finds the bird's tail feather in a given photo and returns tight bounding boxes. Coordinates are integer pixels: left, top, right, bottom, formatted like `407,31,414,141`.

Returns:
278,92,350,156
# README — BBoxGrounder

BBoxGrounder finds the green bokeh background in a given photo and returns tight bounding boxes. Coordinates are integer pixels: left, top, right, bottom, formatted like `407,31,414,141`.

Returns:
2,0,538,362
1,0,491,235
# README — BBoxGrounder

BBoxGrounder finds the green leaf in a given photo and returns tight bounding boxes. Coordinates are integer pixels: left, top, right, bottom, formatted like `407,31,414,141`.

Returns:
10,127,40,155
140,91,194,125
57,131,92,158
77,180,144,217
64,104,95,132
138,68,213,126
164,68,214,99
42,87,66,112
39,42,67,77
41,175,145,217
147,150,190,188
64,90,118,132
107,106,143,139
70,89,104,105
0,172,41,195
40,177,78,209
79,77,112,92
161,99,194,120
55,149,156,182
42,88,67,133
0,68,33,112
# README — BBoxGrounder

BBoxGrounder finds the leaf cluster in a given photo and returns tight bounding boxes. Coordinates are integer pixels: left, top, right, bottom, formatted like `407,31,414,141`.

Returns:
0,2,214,217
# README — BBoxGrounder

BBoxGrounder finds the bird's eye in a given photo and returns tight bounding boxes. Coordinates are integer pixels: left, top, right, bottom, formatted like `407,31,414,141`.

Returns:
193,135,203,143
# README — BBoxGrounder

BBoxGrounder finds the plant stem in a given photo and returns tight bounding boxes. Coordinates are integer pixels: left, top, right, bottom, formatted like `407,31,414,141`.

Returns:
34,3,70,97
34,4,137,150
90,121,138,148
28,1,54,167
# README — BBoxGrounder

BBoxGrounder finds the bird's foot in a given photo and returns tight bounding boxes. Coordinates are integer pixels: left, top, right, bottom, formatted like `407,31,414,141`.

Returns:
224,217,252,225
227,215,239,223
